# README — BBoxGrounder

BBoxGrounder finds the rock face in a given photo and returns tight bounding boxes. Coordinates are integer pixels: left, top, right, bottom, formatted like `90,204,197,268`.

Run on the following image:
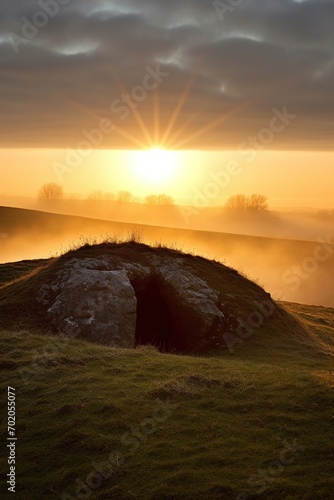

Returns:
36,244,278,353
147,257,236,352
39,267,137,347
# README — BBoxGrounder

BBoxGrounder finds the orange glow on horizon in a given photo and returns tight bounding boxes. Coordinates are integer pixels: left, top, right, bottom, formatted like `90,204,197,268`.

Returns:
0,149,333,210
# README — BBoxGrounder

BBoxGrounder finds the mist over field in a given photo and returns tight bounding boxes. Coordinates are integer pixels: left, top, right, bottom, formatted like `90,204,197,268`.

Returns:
1,204,333,307
2,192,333,238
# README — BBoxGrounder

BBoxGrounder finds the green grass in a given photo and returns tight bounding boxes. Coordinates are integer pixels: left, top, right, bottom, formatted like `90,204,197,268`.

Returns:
1,301,333,499
1,242,333,498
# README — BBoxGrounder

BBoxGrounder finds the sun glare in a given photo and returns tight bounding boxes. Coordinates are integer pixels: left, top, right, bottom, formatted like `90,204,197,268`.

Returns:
132,148,179,185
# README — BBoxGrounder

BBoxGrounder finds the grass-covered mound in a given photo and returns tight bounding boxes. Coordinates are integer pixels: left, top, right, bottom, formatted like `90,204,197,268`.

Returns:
1,241,333,498
0,241,316,354
1,302,333,499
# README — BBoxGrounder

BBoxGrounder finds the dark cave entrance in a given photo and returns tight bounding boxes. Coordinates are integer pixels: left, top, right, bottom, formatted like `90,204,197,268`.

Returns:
131,276,175,353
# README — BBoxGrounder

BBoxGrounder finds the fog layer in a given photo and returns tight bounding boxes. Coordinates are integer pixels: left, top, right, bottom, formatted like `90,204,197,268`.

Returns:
1,205,333,307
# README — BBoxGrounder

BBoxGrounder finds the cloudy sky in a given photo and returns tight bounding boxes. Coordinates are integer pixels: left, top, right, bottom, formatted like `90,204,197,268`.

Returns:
1,0,334,150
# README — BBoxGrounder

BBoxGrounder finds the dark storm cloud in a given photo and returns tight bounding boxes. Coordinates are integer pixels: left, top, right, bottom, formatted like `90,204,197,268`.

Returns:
0,0,333,149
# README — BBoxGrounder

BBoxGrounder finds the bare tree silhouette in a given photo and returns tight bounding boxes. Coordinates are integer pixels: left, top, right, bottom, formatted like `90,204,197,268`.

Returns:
226,194,268,210
225,194,248,209
117,191,135,203
249,194,268,210
145,194,175,205
38,183,64,201
87,191,115,201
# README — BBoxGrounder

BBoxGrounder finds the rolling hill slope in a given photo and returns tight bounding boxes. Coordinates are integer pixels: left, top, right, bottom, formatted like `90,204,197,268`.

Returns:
1,206,333,307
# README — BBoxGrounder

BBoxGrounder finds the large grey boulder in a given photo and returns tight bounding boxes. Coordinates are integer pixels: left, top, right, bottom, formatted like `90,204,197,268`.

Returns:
38,266,137,347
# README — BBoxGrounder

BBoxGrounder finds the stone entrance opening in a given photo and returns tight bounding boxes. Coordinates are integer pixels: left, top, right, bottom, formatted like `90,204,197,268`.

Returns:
131,276,175,352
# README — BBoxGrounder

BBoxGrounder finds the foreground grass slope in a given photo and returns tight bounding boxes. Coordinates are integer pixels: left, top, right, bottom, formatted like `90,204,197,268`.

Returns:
1,303,333,499
1,242,333,498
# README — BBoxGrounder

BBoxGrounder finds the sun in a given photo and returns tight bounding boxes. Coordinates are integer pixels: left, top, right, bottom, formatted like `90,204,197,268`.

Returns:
132,148,179,185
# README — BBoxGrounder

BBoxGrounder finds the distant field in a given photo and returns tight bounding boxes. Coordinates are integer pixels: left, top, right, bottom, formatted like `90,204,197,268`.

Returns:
1,206,333,306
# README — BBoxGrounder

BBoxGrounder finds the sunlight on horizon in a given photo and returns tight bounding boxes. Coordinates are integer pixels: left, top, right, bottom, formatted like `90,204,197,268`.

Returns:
0,149,333,209
130,147,180,186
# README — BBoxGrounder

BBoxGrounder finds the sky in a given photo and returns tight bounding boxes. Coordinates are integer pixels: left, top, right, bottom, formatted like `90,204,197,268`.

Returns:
0,0,333,207
0,149,333,208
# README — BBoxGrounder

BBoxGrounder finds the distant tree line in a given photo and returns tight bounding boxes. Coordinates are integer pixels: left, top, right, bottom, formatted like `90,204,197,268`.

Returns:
144,194,174,206
225,194,268,210
38,184,268,211
37,183,175,206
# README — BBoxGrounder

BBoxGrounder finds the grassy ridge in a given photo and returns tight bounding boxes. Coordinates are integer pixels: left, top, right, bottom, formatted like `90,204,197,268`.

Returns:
0,259,50,287
1,205,333,308
0,241,311,352
1,302,333,499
